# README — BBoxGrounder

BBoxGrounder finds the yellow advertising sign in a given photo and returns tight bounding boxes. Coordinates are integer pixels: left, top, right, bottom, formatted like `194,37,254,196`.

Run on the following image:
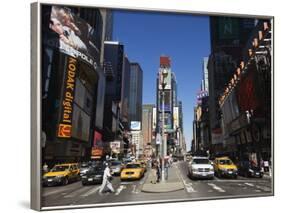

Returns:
58,124,72,138
57,56,77,138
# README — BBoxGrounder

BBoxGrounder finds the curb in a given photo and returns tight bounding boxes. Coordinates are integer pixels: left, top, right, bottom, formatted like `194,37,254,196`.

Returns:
141,187,184,193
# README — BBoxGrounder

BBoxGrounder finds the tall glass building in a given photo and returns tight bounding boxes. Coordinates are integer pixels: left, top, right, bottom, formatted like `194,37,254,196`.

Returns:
129,63,143,124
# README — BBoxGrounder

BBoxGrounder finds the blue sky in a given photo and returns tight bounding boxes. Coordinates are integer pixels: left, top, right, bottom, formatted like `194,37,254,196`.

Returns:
112,10,211,150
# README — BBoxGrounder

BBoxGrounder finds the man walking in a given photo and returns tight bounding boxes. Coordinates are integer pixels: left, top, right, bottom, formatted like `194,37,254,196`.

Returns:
99,163,115,194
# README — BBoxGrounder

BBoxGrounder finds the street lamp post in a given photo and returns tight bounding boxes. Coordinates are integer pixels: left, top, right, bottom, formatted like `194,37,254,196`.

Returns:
161,69,168,182
161,89,165,181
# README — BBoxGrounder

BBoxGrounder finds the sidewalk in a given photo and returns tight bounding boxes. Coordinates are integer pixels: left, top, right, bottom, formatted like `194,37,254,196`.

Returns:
141,164,184,193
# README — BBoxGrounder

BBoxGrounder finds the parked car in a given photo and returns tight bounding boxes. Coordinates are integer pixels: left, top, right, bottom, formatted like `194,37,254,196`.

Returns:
42,163,80,186
238,161,263,178
120,163,145,181
213,157,238,178
187,156,214,179
79,162,91,177
81,164,106,185
110,160,124,176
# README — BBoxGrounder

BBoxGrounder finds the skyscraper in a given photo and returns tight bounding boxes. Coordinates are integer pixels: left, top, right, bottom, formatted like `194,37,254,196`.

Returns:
156,56,183,155
103,41,125,142
129,63,143,123
208,17,256,154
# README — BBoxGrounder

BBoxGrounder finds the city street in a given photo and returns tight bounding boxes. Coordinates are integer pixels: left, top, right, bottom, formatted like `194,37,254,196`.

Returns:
42,161,272,207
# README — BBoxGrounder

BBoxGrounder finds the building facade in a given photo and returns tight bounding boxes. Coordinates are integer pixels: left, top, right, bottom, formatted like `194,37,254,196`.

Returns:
129,63,143,123
142,104,155,157
41,5,110,164
208,17,257,156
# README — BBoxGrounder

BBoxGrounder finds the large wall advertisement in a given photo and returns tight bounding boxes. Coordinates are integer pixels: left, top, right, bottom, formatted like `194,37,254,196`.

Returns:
131,121,141,131
158,69,171,90
45,6,102,68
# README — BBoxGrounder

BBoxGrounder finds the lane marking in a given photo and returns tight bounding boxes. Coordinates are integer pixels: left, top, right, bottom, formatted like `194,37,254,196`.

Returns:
244,183,254,187
43,188,69,197
183,180,197,193
255,185,272,192
207,183,225,193
206,179,270,183
244,182,272,192
80,186,100,197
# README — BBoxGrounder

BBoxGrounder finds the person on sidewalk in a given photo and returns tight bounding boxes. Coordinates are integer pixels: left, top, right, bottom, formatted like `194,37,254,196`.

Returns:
99,163,115,194
156,162,161,182
150,162,158,184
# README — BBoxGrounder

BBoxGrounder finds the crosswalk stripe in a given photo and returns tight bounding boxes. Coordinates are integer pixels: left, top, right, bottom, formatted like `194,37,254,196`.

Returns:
80,186,100,197
183,180,196,193
207,183,225,192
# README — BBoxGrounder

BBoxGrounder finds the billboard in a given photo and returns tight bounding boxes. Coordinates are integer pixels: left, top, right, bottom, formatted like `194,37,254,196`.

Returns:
57,56,77,138
159,90,172,112
131,121,141,130
91,147,103,159
110,141,121,154
93,131,103,147
46,6,102,67
173,107,179,130
152,107,157,130
158,69,171,90
158,113,172,131
236,69,260,113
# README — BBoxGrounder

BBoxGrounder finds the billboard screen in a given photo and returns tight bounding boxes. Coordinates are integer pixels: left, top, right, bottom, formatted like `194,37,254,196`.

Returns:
130,121,141,130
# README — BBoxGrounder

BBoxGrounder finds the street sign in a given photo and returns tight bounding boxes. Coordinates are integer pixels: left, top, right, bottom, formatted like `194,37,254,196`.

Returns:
156,133,162,145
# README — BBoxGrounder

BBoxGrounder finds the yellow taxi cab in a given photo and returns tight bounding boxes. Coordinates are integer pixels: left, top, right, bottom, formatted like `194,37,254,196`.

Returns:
42,163,80,186
213,157,238,178
120,162,145,181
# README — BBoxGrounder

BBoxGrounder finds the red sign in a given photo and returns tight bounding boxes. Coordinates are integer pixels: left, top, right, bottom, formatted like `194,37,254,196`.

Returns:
237,69,259,112
160,56,171,67
93,131,102,147
91,148,103,157
58,124,72,138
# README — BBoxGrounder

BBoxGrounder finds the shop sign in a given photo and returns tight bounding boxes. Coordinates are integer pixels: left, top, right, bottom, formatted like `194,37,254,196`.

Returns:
57,56,77,138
